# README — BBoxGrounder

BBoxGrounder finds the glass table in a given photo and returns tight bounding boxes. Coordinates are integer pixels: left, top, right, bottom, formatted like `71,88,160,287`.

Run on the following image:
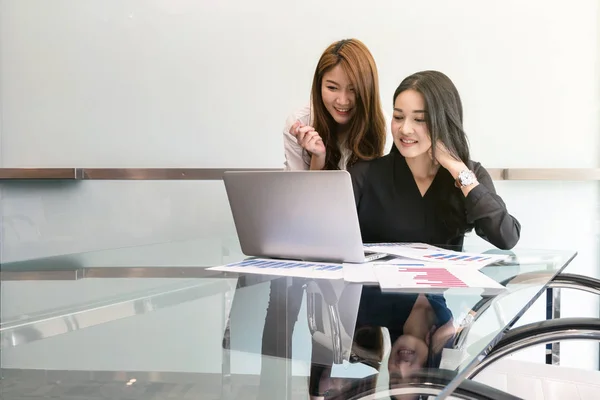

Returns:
0,239,577,399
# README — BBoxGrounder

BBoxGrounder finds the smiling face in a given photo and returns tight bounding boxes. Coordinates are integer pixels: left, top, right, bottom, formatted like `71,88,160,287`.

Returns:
391,89,432,160
387,333,430,379
321,64,357,125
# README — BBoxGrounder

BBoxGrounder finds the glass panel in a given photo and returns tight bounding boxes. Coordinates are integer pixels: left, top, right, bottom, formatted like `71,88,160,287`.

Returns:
1,240,576,398
0,181,239,262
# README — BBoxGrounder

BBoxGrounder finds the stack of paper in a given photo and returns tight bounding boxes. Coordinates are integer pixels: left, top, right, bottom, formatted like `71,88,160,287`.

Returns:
343,260,505,293
373,262,505,293
207,258,344,279
363,242,509,269
346,243,510,292
207,243,510,292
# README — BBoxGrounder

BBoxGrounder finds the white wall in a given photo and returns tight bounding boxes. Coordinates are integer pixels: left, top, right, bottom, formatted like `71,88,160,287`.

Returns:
1,0,599,169
1,0,599,377
1,0,599,260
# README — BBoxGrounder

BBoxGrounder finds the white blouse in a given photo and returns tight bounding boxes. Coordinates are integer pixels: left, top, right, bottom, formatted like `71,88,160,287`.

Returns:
283,104,393,171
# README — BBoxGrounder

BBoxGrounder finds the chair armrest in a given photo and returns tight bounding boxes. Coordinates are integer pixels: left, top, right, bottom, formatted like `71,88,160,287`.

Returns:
469,317,600,378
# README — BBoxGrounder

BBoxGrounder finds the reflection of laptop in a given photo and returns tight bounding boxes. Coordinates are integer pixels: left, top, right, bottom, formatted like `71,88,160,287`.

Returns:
223,170,387,264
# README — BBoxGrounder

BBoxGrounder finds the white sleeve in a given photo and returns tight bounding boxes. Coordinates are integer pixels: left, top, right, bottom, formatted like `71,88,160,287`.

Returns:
283,131,307,170
283,107,311,171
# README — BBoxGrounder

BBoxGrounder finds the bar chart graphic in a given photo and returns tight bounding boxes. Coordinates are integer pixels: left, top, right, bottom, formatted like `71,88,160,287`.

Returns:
363,243,509,269
364,242,444,251
208,258,344,279
422,253,492,263
373,264,506,293
227,258,342,271
395,267,468,287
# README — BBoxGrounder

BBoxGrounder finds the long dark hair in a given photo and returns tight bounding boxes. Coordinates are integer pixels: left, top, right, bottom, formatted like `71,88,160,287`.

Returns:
310,38,386,170
393,70,472,239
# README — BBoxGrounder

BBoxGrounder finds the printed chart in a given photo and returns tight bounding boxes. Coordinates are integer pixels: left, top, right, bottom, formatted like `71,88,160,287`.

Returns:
384,266,468,288
373,263,506,293
207,258,344,279
363,243,509,268
363,242,445,251
422,253,498,263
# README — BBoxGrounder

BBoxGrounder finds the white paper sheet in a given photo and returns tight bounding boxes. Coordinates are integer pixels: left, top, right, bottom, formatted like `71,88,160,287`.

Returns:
343,259,438,283
373,263,507,294
364,242,447,252
342,263,378,283
207,258,344,279
363,242,509,269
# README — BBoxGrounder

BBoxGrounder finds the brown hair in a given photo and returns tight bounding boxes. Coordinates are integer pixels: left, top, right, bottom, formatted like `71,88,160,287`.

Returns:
310,38,386,170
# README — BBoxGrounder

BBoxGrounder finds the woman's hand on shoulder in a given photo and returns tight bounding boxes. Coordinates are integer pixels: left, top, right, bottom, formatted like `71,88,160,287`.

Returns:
290,120,326,158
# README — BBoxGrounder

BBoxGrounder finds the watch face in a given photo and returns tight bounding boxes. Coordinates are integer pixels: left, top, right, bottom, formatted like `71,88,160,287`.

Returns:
458,170,476,186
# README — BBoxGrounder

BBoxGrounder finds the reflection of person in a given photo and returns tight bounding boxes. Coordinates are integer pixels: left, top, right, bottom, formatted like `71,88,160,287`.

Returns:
385,294,454,380
320,293,455,400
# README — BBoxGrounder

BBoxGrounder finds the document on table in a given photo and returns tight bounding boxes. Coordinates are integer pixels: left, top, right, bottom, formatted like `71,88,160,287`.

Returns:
207,258,344,279
343,260,433,283
363,242,510,268
343,259,506,294
373,263,506,294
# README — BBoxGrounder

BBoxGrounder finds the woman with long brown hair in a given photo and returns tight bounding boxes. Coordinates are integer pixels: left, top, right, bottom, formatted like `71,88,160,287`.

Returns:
284,38,392,171
253,38,392,400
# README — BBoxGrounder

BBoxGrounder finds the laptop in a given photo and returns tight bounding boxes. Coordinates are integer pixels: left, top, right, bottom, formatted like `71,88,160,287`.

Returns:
222,170,387,264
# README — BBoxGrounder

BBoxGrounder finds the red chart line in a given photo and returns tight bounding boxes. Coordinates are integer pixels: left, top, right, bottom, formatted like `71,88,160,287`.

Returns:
397,267,468,287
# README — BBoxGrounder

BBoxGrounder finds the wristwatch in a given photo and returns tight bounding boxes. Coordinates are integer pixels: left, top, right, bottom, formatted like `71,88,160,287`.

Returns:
454,169,478,188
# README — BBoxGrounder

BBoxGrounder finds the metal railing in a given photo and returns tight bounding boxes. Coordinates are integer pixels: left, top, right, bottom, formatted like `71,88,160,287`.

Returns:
1,167,599,180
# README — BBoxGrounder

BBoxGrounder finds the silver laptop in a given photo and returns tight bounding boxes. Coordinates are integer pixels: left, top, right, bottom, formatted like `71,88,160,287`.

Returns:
222,170,387,263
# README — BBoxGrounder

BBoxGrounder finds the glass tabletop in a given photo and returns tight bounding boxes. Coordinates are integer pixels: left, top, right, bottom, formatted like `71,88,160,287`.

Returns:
0,238,577,399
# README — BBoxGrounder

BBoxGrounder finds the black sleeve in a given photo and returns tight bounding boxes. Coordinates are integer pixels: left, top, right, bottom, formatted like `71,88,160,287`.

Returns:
348,161,371,208
465,162,521,250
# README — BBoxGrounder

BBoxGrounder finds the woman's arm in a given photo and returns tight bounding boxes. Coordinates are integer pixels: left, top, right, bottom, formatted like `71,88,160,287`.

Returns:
283,108,311,171
283,129,309,171
464,163,521,250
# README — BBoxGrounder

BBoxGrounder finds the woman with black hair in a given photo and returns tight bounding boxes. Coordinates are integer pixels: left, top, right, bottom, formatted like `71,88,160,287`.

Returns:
310,70,522,399
351,70,521,251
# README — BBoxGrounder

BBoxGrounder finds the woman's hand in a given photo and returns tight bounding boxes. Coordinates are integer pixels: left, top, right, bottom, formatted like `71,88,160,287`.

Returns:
431,141,478,195
429,141,465,178
290,121,326,158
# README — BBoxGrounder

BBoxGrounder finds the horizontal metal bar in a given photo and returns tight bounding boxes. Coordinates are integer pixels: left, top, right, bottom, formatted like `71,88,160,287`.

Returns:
0,267,223,281
0,368,306,386
83,266,228,279
0,168,80,179
506,168,600,180
0,279,235,348
486,168,504,180
0,368,221,385
0,270,84,281
0,265,281,283
80,168,281,180
0,167,599,181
